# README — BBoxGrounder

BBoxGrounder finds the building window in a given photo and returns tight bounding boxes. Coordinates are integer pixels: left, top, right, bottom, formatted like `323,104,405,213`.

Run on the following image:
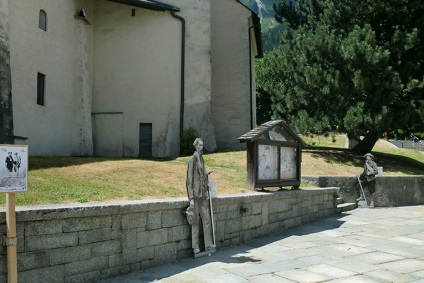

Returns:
37,73,45,106
39,10,47,31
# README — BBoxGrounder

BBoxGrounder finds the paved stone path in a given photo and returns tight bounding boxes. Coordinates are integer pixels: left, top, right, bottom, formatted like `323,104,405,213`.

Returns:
99,205,424,283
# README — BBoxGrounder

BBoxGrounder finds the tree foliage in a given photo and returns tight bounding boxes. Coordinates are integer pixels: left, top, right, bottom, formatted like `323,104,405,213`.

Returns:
0,3,14,144
259,0,424,153
180,128,198,156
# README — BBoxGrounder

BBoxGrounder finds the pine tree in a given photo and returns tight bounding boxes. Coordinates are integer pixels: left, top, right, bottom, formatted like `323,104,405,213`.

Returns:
260,0,424,153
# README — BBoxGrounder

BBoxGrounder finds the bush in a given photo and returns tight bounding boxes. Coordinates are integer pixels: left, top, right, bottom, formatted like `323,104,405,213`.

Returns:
180,128,198,156
389,130,406,140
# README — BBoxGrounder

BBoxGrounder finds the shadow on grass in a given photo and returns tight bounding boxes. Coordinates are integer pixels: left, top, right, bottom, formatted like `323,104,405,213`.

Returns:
372,151,424,175
29,147,424,175
305,146,424,175
29,148,244,170
28,156,177,170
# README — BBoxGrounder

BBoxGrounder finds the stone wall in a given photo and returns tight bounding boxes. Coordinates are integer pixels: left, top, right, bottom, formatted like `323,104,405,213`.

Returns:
0,188,337,283
389,140,424,151
303,176,424,207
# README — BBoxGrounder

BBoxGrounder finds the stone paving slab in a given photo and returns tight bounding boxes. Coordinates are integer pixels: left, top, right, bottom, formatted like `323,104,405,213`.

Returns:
275,269,331,283
304,263,356,279
347,251,404,265
378,258,424,274
366,269,420,283
248,273,296,283
98,205,424,283
326,258,378,274
325,275,382,283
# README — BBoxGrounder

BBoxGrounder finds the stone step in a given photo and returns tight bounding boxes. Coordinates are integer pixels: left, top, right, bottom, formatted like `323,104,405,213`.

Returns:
337,202,357,213
336,197,343,205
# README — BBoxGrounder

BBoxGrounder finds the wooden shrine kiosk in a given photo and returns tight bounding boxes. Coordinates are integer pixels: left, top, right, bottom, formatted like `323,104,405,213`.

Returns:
238,120,306,190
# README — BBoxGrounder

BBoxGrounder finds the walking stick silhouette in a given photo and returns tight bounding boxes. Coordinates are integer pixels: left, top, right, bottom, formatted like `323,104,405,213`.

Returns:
356,175,367,204
206,172,216,246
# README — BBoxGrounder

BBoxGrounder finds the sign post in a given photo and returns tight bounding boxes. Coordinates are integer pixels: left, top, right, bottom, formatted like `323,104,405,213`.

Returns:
6,193,17,283
1,144,28,283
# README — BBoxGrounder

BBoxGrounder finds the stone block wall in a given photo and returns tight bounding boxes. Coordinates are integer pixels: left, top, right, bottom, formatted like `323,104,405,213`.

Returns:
0,188,338,283
389,141,424,151
374,176,424,206
303,175,424,207
303,176,359,203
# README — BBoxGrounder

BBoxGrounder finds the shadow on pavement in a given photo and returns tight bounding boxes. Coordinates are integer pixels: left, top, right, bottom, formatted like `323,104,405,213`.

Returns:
99,213,349,282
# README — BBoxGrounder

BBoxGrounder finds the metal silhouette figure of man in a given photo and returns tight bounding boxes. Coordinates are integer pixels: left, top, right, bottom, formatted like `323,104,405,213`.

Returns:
186,138,215,255
357,153,378,205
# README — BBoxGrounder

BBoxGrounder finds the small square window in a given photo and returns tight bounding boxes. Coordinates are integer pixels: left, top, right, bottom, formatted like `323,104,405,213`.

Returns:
37,73,45,106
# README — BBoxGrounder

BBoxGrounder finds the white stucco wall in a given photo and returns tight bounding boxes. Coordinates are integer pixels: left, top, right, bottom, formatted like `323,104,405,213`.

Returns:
93,0,219,157
211,0,254,149
8,0,255,157
92,1,181,157
92,113,123,156
8,0,94,156
176,0,217,152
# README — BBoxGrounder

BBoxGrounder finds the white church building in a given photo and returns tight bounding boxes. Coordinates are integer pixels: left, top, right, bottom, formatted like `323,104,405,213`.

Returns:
7,0,262,157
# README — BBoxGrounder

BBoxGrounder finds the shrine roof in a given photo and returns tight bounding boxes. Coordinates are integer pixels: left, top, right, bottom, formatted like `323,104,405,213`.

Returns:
238,120,306,147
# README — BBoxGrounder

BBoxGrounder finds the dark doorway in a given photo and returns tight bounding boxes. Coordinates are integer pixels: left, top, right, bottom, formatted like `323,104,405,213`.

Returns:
139,123,152,158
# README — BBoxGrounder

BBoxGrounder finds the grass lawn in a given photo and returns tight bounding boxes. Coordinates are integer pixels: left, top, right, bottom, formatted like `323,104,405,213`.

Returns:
6,135,424,206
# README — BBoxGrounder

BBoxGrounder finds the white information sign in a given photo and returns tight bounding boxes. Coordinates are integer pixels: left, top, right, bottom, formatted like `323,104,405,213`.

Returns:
258,144,278,180
280,147,297,179
209,179,217,198
0,145,28,192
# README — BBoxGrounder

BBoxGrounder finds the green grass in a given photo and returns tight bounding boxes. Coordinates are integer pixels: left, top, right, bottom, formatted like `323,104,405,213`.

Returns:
301,134,424,175
3,135,423,206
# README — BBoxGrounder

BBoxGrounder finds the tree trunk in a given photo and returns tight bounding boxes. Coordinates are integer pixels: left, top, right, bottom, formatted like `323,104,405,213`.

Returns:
0,1,14,144
351,131,380,154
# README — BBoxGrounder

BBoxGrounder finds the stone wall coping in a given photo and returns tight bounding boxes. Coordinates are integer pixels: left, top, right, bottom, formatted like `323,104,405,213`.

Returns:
0,188,339,223
303,175,424,178
303,175,424,207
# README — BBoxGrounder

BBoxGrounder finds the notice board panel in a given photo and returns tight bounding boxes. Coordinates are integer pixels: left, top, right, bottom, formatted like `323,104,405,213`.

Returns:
258,144,278,181
0,145,28,193
280,146,297,180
